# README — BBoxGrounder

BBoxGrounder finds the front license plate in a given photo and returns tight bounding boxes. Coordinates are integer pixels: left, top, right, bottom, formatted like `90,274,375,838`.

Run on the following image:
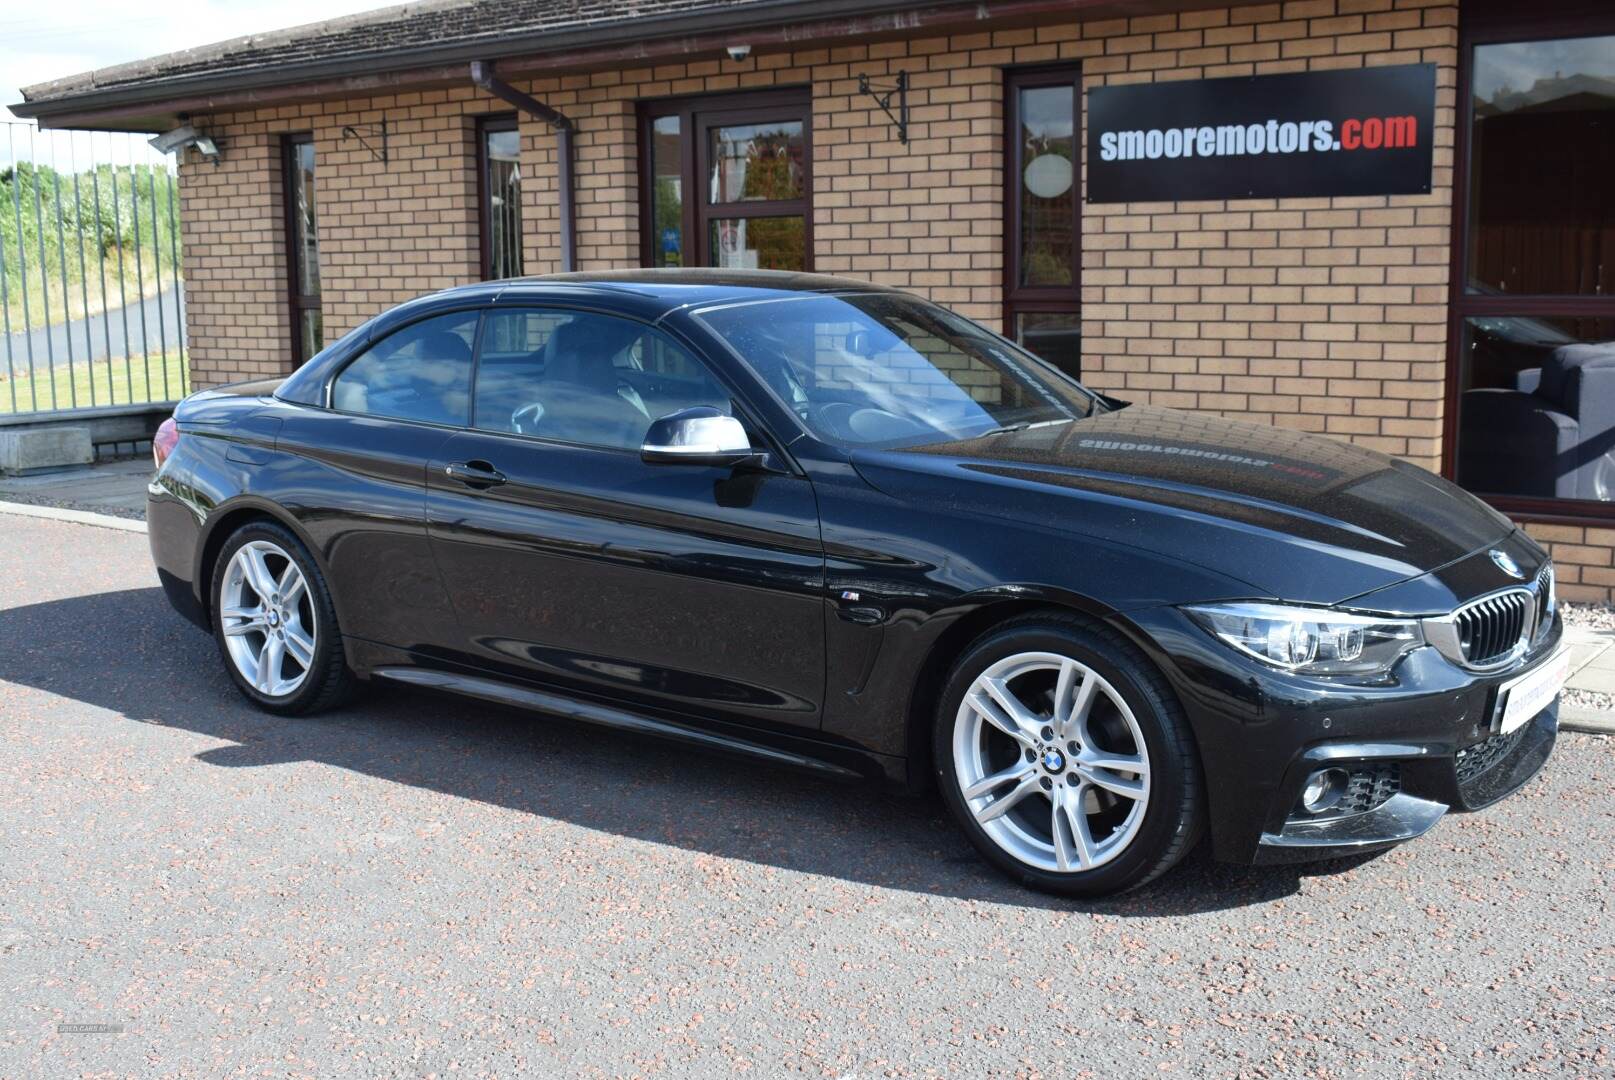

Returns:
1497,647,1570,735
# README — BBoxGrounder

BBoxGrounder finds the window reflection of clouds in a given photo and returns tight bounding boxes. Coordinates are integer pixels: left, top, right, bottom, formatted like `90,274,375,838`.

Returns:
1474,35,1615,104
1021,86,1074,140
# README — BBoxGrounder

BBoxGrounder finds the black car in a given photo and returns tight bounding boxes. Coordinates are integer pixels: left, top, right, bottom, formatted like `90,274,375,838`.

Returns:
147,270,1565,896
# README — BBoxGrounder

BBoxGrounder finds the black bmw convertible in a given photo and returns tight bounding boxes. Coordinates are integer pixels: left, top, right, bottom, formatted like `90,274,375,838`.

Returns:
147,270,1564,896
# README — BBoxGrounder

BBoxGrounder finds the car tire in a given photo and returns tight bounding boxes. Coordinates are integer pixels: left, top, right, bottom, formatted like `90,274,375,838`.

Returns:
934,612,1204,897
210,520,357,716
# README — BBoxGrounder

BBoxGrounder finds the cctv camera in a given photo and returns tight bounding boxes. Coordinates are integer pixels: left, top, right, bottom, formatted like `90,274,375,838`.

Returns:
726,44,751,61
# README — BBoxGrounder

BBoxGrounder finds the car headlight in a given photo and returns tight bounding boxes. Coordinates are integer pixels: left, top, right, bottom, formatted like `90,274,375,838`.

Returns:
1183,602,1425,676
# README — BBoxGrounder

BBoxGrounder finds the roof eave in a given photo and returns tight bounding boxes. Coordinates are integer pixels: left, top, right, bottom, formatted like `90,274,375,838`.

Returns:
11,0,942,128
11,0,1226,131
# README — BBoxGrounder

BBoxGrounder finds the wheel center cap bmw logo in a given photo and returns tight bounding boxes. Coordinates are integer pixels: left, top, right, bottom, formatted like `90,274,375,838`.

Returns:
1490,549,1524,579
1042,749,1065,772
267,609,281,627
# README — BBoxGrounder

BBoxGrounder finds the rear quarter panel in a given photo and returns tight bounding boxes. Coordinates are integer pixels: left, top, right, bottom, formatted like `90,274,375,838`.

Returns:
157,394,459,656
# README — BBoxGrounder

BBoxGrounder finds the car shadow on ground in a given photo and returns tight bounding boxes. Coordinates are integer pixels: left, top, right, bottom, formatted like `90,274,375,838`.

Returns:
0,586,1384,914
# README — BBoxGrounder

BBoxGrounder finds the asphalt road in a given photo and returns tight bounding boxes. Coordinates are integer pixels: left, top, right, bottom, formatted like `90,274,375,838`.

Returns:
3,284,185,373
0,510,1611,1078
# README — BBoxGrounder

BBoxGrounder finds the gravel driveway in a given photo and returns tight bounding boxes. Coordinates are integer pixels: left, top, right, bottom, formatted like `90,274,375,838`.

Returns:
0,510,1611,1078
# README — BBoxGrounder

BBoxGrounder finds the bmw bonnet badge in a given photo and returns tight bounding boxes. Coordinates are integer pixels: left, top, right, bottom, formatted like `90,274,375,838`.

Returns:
1489,549,1523,579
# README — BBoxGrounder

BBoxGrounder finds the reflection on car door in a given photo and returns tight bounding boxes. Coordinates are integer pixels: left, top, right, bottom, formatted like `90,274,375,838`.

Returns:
274,309,480,651
424,307,827,735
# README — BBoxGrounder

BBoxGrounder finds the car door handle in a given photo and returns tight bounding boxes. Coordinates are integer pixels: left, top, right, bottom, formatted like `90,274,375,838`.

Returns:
444,460,507,488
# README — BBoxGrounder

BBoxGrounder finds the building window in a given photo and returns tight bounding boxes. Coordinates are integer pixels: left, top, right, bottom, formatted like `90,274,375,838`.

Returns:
640,91,811,272
478,115,524,280
282,133,321,365
1450,23,1615,511
1005,67,1081,379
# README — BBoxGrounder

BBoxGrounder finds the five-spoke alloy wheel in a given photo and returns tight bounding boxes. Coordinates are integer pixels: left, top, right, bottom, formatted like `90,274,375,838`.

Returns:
220,540,317,698
210,521,355,714
953,652,1151,873
936,615,1203,896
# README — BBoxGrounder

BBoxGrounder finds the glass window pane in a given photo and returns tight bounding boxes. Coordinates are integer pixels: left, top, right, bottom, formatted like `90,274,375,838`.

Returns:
300,311,322,363
709,121,805,203
473,310,731,448
1455,315,1615,501
1017,84,1076,288
709,216,805,271
332,311,479,426
1016,312,1081,379
483,125,523,279
290,141,320,297
697,293,1094,449
651,115,685,267
1468,36,1615,296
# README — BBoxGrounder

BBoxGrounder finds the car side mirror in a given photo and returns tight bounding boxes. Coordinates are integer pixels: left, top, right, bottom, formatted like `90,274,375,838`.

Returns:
641,407,764,468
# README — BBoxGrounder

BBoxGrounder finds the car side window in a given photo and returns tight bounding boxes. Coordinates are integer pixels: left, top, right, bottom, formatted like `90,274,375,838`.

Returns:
472,308,735,450
331,311,480,426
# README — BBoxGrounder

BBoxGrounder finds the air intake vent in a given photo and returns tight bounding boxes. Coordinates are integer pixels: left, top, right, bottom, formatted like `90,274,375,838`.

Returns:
1454,589,1531,668
1533,564,1555,642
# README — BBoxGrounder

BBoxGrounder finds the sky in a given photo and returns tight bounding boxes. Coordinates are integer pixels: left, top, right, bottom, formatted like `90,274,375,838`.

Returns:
1,1,390,167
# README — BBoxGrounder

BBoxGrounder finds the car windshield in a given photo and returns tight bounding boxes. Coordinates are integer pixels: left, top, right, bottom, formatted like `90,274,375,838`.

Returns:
694,292,1096,448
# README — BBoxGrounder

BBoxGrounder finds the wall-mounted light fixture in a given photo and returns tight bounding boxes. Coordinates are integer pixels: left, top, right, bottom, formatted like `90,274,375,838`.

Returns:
148,124,221,162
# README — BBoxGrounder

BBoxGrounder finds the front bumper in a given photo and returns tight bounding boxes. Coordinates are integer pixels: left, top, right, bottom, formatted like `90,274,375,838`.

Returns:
1117,605,1563,865
1252,703,1557,863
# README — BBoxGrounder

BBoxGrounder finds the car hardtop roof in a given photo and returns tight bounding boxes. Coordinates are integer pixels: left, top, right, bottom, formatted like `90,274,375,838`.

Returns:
366,269,906,337
468,268,902,312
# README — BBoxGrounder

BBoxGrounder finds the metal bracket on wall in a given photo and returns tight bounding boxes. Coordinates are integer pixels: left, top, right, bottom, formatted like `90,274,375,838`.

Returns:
857,71,909,145
340,120,388,164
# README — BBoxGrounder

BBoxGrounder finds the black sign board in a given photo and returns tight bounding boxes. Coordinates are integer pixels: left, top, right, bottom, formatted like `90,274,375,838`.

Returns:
1086,64,1436,203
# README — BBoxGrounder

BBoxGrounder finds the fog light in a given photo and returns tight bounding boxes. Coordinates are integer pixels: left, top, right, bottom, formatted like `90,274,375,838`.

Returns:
1301,768,1349,813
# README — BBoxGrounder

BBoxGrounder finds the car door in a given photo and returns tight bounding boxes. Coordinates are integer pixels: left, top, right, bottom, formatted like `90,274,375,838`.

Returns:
425,305,827,735
272,308,480,651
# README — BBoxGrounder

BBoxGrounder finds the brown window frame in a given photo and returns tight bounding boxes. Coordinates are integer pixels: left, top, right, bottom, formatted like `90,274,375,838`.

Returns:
476,113,523,281
1442,1,1615,524
1003,65,1083,375
638,88,813,271
281,132,321,366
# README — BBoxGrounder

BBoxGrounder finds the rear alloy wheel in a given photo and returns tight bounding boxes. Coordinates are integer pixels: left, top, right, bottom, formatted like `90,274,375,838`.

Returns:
936,616,1203,896
211,522,354,715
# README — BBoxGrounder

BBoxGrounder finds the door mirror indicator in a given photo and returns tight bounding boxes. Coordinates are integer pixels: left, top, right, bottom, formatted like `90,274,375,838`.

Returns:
641,407,763,468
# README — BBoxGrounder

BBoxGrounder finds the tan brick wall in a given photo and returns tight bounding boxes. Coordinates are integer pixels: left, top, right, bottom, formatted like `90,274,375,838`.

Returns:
172,0,1615,601
175,123,290,386
1523,523,1615,605
1074,0,1458,474
318,96,482,335
179,90,499,379
180,35,1006,380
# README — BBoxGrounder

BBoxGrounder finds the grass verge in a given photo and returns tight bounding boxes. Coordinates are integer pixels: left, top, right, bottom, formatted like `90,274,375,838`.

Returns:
0,350,186,415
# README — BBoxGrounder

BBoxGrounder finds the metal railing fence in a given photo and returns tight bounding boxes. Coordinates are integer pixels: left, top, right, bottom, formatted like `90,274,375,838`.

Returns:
0,121,187,418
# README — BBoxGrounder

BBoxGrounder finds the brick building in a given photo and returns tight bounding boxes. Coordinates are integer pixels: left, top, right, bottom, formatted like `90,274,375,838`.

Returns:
13,0,1615,595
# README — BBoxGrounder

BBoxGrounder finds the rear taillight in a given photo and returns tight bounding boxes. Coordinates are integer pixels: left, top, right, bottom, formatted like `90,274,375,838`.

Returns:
153,417,180,469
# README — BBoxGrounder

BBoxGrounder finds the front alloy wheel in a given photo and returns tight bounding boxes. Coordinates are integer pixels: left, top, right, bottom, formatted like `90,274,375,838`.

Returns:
954,652,1151,873
936,615,1203,896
